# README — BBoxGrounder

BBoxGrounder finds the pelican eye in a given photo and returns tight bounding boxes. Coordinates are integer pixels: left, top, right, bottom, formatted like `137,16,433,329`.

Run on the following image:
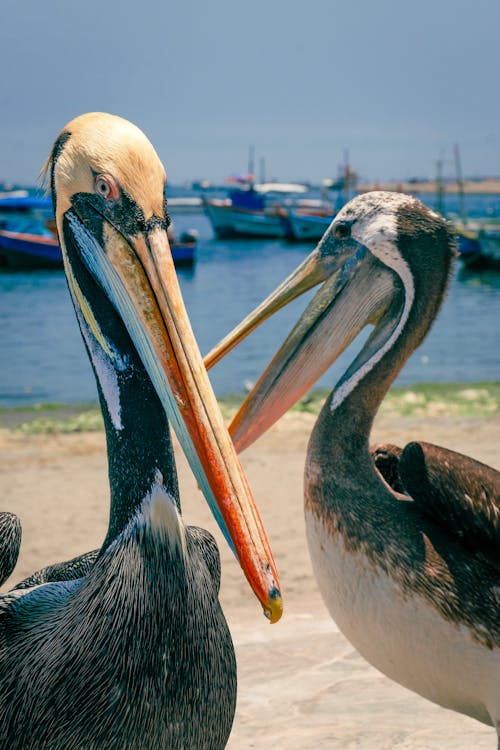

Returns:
94,174,119,201
334,221,351,239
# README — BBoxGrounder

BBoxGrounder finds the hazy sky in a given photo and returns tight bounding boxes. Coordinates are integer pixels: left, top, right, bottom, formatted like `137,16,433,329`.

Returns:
1,0,499,185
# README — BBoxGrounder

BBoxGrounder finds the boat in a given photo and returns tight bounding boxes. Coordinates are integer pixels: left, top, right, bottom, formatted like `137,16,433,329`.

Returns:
0,228,62,269
0,195,59,269
448,144,500,272
282,209,335,242
0,227,198,270
169,230,199,266
0,194,52,212
455,221,500,271
167,196,203,214
203,199,288,239
203,187,288,239
202,176,319,240
0,195,197,270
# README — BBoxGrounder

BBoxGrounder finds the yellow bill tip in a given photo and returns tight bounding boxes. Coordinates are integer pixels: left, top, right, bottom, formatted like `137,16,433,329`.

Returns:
263,589,283,624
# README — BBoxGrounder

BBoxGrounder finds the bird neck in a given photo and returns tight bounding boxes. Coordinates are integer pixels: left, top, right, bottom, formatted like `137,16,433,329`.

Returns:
307,315,410,512
97,359,180,551
62,242,181,551
308,254,451,512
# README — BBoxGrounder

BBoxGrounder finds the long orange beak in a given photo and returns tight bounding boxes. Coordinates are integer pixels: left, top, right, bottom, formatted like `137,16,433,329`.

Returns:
63,212,282,623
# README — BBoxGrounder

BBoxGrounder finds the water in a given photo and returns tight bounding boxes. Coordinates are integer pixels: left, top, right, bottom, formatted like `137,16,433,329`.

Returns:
0,202,499,407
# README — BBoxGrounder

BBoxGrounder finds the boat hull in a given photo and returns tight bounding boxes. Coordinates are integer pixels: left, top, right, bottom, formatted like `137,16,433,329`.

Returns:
0,230,61,269
204,200,287,239
0,230,196,270
456,228,500,272
170,242,196,266
284,211,334,242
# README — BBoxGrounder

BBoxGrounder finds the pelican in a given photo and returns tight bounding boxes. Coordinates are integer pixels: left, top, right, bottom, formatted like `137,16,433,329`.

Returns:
0,112,281,749
205,191,500,745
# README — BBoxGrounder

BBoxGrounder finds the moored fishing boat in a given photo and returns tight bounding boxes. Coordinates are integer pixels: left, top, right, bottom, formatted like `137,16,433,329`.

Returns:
203,187,288,239
0,228,61,269
203,199,288,239
0,195,198,270
0,194,60,269
203,179,319,240
455,221,500,271
282,209,335,242
0,227,198,270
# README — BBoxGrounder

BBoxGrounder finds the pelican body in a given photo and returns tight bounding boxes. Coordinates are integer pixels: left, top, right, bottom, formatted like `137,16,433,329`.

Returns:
206,192,500,744
0,113,281,749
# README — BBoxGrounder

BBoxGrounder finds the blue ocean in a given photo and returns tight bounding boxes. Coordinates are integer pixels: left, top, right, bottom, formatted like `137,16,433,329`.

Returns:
0,190,499,407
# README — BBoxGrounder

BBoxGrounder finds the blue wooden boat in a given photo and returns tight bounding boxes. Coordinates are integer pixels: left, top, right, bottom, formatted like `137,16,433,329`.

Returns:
455,223,500,272
0,195,197,269
0,228,61,269
0,195,52,212
203,183,314,240
0,228,197,270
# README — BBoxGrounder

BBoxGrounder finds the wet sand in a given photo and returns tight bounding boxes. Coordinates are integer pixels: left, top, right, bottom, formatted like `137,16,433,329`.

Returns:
1,409,499,748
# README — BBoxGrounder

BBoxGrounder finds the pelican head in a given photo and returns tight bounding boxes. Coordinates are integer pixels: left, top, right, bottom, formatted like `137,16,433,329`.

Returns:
46,112,282,622
205,191,456,451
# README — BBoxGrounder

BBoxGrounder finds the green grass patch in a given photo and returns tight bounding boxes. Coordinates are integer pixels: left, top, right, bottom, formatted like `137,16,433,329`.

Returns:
0,403,102,433
381,382,500,418
1,382,498,434
291,382,500,418
16,409,104,434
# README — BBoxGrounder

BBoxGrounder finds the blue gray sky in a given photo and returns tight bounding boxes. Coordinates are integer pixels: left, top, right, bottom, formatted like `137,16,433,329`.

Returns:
1,0,499,185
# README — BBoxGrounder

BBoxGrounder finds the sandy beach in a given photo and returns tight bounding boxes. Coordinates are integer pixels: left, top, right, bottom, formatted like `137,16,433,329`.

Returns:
1,407,499,749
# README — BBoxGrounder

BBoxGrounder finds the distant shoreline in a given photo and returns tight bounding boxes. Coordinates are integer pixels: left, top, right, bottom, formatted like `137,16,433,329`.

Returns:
5,179,500,197
1,381,498,432
358,179,500,195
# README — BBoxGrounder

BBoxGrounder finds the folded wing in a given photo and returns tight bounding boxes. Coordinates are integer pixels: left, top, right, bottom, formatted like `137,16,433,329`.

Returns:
0,513,22,587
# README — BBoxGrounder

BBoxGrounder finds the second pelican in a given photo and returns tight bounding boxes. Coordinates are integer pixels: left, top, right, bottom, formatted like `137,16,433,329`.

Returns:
206,191,500,746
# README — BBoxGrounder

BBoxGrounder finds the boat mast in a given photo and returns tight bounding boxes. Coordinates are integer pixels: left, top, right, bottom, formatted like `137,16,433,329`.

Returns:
454,143,468,226
259,157,266,185
436,152,445,216
248,145,255,184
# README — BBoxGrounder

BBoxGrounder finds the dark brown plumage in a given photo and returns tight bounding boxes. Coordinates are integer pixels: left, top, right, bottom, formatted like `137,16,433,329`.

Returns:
371,443,404,493
0,513,21,587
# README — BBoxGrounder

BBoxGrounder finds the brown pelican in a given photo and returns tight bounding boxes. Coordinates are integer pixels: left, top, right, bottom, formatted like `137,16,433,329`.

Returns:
0,113,281,749
205,192,500,745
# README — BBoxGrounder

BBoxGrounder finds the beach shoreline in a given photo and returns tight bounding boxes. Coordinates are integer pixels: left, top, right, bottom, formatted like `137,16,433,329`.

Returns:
359,178,500,195
1,394,499,747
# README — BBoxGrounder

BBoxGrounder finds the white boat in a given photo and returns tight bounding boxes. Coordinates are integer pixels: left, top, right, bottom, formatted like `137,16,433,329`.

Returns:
167,197,203,214
253,182,308,195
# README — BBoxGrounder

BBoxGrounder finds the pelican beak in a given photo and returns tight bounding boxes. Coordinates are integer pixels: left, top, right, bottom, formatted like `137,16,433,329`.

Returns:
206,238,395,453
61,209,282,623
204,244,329,369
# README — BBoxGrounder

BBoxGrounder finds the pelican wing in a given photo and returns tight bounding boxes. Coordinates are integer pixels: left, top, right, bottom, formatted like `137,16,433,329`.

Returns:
0,513,22,587
398,441,500,562
371,443,405,493
13,549,99,591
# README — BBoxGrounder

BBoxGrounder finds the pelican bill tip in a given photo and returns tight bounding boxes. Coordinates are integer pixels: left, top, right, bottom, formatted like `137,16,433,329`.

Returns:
263,587,283,624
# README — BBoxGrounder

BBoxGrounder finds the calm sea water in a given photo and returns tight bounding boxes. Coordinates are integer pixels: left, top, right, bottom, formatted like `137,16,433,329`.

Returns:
0,193,499,407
